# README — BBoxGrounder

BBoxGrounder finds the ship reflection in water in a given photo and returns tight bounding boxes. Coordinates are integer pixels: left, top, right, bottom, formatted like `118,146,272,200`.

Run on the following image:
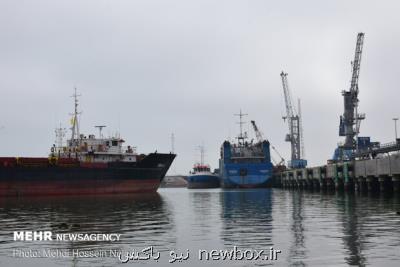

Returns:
0,193,176,267
220,189,273,249
0,189,400,266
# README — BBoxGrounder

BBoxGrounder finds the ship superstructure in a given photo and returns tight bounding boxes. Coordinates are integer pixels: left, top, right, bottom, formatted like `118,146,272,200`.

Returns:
51,88,138,165
219,111,273,188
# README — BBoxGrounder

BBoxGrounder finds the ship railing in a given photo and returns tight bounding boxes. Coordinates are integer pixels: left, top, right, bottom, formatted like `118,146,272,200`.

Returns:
231,151,264,157
231,156,265,159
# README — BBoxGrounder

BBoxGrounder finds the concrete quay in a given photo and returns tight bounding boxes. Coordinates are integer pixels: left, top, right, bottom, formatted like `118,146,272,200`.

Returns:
276,153,400,193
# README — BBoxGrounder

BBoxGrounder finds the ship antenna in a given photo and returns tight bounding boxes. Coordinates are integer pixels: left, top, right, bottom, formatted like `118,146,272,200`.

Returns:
235,109,248,146
69,86,81,147
171,133,175,153
95,125,106,139
197,144,205,165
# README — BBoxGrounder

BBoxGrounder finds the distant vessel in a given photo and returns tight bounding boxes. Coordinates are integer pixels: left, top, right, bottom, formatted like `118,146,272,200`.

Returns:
187,164,220,189
187,145,219,189
0,89,175,196
219,111,273,188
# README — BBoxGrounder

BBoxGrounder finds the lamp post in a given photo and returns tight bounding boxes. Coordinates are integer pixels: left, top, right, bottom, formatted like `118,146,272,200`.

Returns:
393,118,399,141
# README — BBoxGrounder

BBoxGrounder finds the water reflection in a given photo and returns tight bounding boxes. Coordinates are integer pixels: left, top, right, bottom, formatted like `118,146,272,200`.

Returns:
0,193,175,266
0,189,399,267
288,191,306,267
220,189,273,249
189,191,221,242
337,192,400,267
336,193,366,266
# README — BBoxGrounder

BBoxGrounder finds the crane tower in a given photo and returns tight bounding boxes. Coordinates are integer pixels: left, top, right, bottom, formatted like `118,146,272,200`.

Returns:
280,72,307,168
336,33,366,160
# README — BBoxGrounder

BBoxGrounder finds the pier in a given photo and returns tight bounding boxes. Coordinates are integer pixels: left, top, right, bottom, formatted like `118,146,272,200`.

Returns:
276,152,400,193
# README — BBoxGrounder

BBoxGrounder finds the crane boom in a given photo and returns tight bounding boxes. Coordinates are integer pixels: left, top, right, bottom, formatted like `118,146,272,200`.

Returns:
250,120,285,166
350,33,364,94
280,72,295,120
250,120,264,143
339,33,365,152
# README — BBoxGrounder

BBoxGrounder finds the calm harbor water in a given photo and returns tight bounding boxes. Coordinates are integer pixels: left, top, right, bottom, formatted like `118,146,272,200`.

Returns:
0,188,399,267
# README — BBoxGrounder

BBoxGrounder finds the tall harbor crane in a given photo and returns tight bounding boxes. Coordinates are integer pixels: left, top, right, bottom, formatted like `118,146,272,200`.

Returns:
336,33,366,160
250,120,285,166
335,33,400,160
280,72,307,168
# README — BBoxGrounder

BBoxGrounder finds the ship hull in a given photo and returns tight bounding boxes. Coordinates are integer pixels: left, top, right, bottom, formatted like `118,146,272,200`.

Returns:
187,174,220,189
219,162,273,189
0,153,175,196
0,178,160,196
219,140,273,189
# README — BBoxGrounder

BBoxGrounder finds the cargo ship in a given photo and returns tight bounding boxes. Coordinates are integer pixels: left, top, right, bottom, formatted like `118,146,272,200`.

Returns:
219,111,273,188
0,90,175,196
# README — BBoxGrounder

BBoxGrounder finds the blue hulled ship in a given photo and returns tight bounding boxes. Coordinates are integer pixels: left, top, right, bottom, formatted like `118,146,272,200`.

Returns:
219,111,273,188
187,164,220,189
187,145,220,189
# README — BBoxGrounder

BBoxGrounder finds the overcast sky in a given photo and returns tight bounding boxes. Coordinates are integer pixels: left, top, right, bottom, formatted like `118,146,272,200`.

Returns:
0,0,399,174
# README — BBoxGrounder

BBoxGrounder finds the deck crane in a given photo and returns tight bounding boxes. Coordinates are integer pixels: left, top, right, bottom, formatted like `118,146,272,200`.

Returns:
335,33,366,161
280,72,307,168
250,120,285,166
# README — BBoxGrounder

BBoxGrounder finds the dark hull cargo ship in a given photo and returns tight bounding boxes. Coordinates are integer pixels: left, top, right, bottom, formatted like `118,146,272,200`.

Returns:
0,154,175,196
0,90,175,196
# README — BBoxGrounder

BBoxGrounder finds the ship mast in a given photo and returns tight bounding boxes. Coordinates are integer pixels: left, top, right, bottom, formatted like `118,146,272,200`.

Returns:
70,87,81,147
171,133,175,153
95,125,106,139
235,110,248,146
197,145,205,165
